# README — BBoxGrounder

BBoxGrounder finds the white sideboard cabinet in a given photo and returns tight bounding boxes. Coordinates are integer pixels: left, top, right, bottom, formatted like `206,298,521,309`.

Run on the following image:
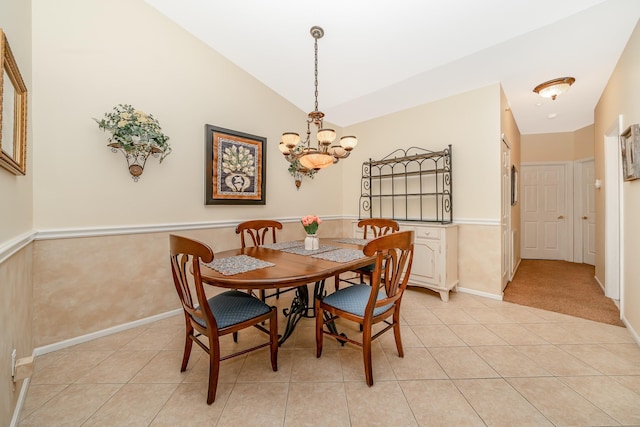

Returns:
353,221,458,301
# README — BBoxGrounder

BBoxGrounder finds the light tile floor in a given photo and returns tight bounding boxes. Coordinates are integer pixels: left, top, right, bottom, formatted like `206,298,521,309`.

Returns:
18,287,640,426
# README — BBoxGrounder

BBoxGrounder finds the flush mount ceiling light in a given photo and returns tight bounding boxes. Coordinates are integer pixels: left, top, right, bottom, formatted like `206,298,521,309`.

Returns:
279,26,358,180
533,77,576,100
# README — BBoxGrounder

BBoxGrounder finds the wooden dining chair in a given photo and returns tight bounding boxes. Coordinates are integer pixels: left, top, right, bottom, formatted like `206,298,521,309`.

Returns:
235,220,292,300
335,218,400,289
316,230,414,386
169,234,278,404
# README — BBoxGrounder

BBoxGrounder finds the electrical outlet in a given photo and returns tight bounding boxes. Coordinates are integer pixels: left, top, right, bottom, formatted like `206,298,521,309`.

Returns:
11,349,16,379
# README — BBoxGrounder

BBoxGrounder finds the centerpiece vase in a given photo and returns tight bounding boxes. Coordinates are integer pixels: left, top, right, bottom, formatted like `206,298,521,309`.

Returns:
304,233,319,250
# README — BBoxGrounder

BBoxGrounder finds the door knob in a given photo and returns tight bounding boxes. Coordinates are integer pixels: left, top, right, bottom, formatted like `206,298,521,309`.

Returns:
557,215,564,219
582,216,588,220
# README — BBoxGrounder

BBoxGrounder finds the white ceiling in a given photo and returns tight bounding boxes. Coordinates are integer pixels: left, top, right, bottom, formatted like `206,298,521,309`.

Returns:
145,0,640,135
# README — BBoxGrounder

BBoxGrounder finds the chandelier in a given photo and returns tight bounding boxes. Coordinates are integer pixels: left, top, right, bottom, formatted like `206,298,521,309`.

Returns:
279,26,358,175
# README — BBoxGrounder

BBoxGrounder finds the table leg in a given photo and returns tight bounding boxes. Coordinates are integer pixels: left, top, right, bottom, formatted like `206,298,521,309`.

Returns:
279,284,312,345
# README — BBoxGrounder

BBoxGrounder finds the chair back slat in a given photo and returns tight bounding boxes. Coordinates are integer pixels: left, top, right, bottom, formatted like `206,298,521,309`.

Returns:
169,234,219,331
236,220,283,248
364,230,414,314
358,218,399,239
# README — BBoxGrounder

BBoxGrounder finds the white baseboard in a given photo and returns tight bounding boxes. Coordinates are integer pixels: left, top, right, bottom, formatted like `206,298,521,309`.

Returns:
9,377,30,427
34,309,182,356
594,275,605,293
456,286,503,301
621,314,640,346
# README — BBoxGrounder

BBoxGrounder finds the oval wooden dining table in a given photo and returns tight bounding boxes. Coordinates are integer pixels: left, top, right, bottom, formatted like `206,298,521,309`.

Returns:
198,238,374,345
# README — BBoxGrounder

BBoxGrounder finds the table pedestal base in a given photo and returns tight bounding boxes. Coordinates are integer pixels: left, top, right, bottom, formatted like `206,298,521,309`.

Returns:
279,279,345,346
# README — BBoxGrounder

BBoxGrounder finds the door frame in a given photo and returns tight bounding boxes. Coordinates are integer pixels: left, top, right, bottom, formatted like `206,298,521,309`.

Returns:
520,161,574,262
603,116,623,301
501,136,512,289
573,157,595,264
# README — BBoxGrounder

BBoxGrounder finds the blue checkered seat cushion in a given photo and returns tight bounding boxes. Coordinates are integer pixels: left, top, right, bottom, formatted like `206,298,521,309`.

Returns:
322,284,392,317
194,290,271,329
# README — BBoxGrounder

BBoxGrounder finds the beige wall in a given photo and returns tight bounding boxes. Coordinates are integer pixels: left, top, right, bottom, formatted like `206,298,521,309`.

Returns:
343,84,502,222
343,84,504,296
594,20,640,336
32,0,347,230
521,124,594,163
0,0,33,424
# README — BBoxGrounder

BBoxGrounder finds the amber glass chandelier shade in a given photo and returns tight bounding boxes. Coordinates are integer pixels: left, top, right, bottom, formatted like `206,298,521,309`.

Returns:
317,128,336,144
299,152,334,170
340,136,358,150
278,141,290,155
282,132,301,148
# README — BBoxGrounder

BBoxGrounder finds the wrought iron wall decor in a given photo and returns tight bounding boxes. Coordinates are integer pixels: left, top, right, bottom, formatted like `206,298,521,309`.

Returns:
359,145,452,223
94,104,171,181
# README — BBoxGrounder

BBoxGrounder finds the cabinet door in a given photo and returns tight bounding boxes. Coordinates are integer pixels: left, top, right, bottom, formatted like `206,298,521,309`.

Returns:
410,238,440,285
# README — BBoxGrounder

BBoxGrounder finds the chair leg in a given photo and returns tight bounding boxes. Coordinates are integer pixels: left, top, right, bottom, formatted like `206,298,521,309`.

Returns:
269,310,278,372
362,325,373,386
207,341,220,405
181,324,194,372
393,310,404,358
315,300,324,358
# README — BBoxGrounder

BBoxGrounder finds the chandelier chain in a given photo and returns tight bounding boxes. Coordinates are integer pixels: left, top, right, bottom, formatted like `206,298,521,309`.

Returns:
314,37,319,113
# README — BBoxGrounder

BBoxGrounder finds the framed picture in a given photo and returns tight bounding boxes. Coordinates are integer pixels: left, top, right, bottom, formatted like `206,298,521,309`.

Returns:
205,124,266,205
0,29,28,175
620,124,640,182
511,165,518,206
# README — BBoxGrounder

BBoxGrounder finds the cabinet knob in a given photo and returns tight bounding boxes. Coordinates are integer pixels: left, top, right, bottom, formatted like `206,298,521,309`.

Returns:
557,215,564,220
582,216,588,220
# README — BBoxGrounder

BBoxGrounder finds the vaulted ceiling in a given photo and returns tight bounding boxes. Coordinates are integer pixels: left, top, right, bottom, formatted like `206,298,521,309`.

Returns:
146,0,640,135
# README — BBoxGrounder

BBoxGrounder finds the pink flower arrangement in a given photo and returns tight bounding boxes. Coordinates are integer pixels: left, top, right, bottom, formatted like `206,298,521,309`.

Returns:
301,215,322,234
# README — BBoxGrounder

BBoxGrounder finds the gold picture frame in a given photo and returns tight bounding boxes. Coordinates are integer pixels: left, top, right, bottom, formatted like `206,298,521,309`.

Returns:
0,28,28,175
620,124,640,182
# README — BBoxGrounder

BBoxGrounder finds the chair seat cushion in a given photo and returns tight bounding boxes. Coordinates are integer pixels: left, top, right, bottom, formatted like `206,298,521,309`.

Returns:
195,290,271,329
322,284,392,317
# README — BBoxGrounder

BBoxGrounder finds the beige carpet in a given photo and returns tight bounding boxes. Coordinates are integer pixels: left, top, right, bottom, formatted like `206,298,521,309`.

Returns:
503,259,624,327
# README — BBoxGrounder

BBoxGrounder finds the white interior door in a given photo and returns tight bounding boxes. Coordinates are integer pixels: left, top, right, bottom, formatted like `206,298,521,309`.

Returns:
581,160,596,265
522,164,567,260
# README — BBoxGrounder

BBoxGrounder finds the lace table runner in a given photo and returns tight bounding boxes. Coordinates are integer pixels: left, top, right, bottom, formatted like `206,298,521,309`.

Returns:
261,240,304,250
332,238,371,246
203,255,275,276
280,245,337,256
312,248,366,263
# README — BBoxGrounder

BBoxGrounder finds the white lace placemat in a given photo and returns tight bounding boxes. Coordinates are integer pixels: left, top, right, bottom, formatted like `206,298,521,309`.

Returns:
312,248,366,263
202,255,275,276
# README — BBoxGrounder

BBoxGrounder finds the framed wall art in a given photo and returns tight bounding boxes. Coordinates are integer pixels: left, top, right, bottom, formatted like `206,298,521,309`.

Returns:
0,28,28,175
205,124,266,205
620,124,640,182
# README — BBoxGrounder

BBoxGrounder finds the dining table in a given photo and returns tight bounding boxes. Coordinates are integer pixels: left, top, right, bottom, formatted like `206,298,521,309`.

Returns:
198,237,375,345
